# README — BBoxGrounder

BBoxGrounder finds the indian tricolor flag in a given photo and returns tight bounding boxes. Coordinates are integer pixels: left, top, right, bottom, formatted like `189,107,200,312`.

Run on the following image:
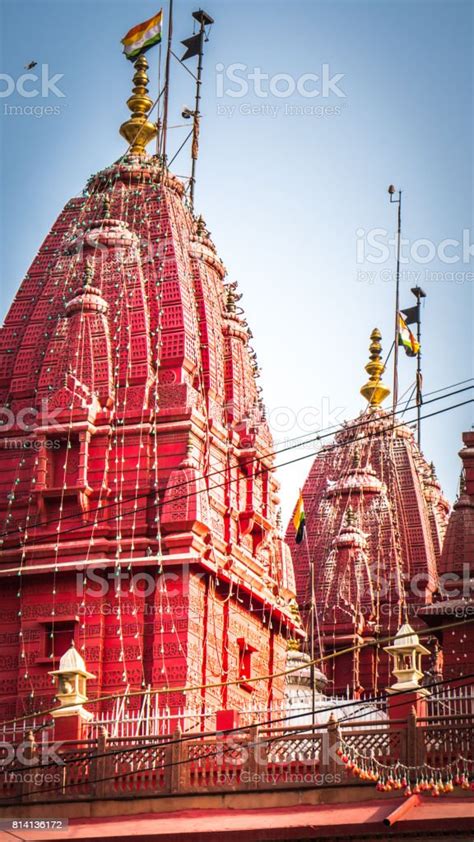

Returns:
293,492,306,545
398,313,420,357
122,10,163,61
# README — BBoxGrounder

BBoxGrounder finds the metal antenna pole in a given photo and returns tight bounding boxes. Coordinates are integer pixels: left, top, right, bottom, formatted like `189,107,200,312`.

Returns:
155,41,162,157
388,186,402,415
411,285,426,447
189,9,213,210
310,555,316,731
161,0,174,163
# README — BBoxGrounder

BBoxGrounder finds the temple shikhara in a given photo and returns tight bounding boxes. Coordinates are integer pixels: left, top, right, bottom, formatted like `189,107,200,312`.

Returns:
0,53,300,731
287,329,451,696
0,7,472,840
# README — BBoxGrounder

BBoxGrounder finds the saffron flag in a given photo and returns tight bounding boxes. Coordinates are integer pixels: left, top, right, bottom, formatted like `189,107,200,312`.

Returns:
122,10,163,61
398,313,420,357
293,492,306,544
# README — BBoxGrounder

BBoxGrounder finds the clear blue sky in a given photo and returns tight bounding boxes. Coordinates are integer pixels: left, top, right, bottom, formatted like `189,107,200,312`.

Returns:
1,0,472,520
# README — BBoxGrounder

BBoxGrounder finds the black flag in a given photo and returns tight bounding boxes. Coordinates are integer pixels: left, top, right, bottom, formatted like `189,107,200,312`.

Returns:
401,304,420,326
181,32,203,61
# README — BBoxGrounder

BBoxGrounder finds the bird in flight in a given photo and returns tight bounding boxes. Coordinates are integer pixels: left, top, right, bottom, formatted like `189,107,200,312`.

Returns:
24,60,38,70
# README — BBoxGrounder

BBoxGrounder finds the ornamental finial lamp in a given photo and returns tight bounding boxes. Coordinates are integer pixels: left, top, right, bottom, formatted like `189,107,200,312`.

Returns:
384,622,430,692
49,642,96,741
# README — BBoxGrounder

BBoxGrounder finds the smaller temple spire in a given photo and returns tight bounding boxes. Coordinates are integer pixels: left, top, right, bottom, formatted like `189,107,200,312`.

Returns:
224,281,242,315
352,441,362,468
360,328,390,408
83,259,94,289
343,505,358,529
195,215,208,238
119,55,157,156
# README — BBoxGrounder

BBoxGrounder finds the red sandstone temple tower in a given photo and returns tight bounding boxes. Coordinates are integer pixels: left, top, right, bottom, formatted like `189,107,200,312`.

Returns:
420,430,474,682
0,57,300,726
286,329,450,695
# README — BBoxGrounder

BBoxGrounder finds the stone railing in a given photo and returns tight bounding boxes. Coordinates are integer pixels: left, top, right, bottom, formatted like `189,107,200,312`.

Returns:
1,710,472,804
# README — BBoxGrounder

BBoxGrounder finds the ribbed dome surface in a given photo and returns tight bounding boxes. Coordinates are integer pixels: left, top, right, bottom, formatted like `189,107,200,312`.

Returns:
0,153,299,721
286,407,450,694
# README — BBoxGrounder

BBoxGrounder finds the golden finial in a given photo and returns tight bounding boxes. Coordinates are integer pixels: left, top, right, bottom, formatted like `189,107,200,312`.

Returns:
360,328,390,408
119,55,157,156
288,598,301,624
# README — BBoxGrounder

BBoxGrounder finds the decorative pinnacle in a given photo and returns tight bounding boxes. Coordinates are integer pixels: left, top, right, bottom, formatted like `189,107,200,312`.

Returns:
119,55,157,156
83,260,94,288
196,215,206,237
225,281,242,315
360,328,391,408
288,598,301,623
352,441,362,468
343,505,358,529
195,215,210,238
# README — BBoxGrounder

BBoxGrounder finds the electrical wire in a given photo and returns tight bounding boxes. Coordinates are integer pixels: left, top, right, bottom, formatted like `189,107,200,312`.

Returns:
1,613,473,731
0,397,469,724
4,670,473,805
1,377,467,545
6,670,474,772
1,385,471,547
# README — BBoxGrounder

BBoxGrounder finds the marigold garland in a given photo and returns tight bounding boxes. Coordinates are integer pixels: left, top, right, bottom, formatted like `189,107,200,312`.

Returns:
336,740,474,797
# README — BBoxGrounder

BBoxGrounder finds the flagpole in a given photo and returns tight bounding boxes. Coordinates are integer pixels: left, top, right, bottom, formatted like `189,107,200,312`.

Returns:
310,548,316,732
161,0,174,163
388,185,402,416
411,285,426,447
156,41,162,157
189,10,213,210
294,492,315,731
